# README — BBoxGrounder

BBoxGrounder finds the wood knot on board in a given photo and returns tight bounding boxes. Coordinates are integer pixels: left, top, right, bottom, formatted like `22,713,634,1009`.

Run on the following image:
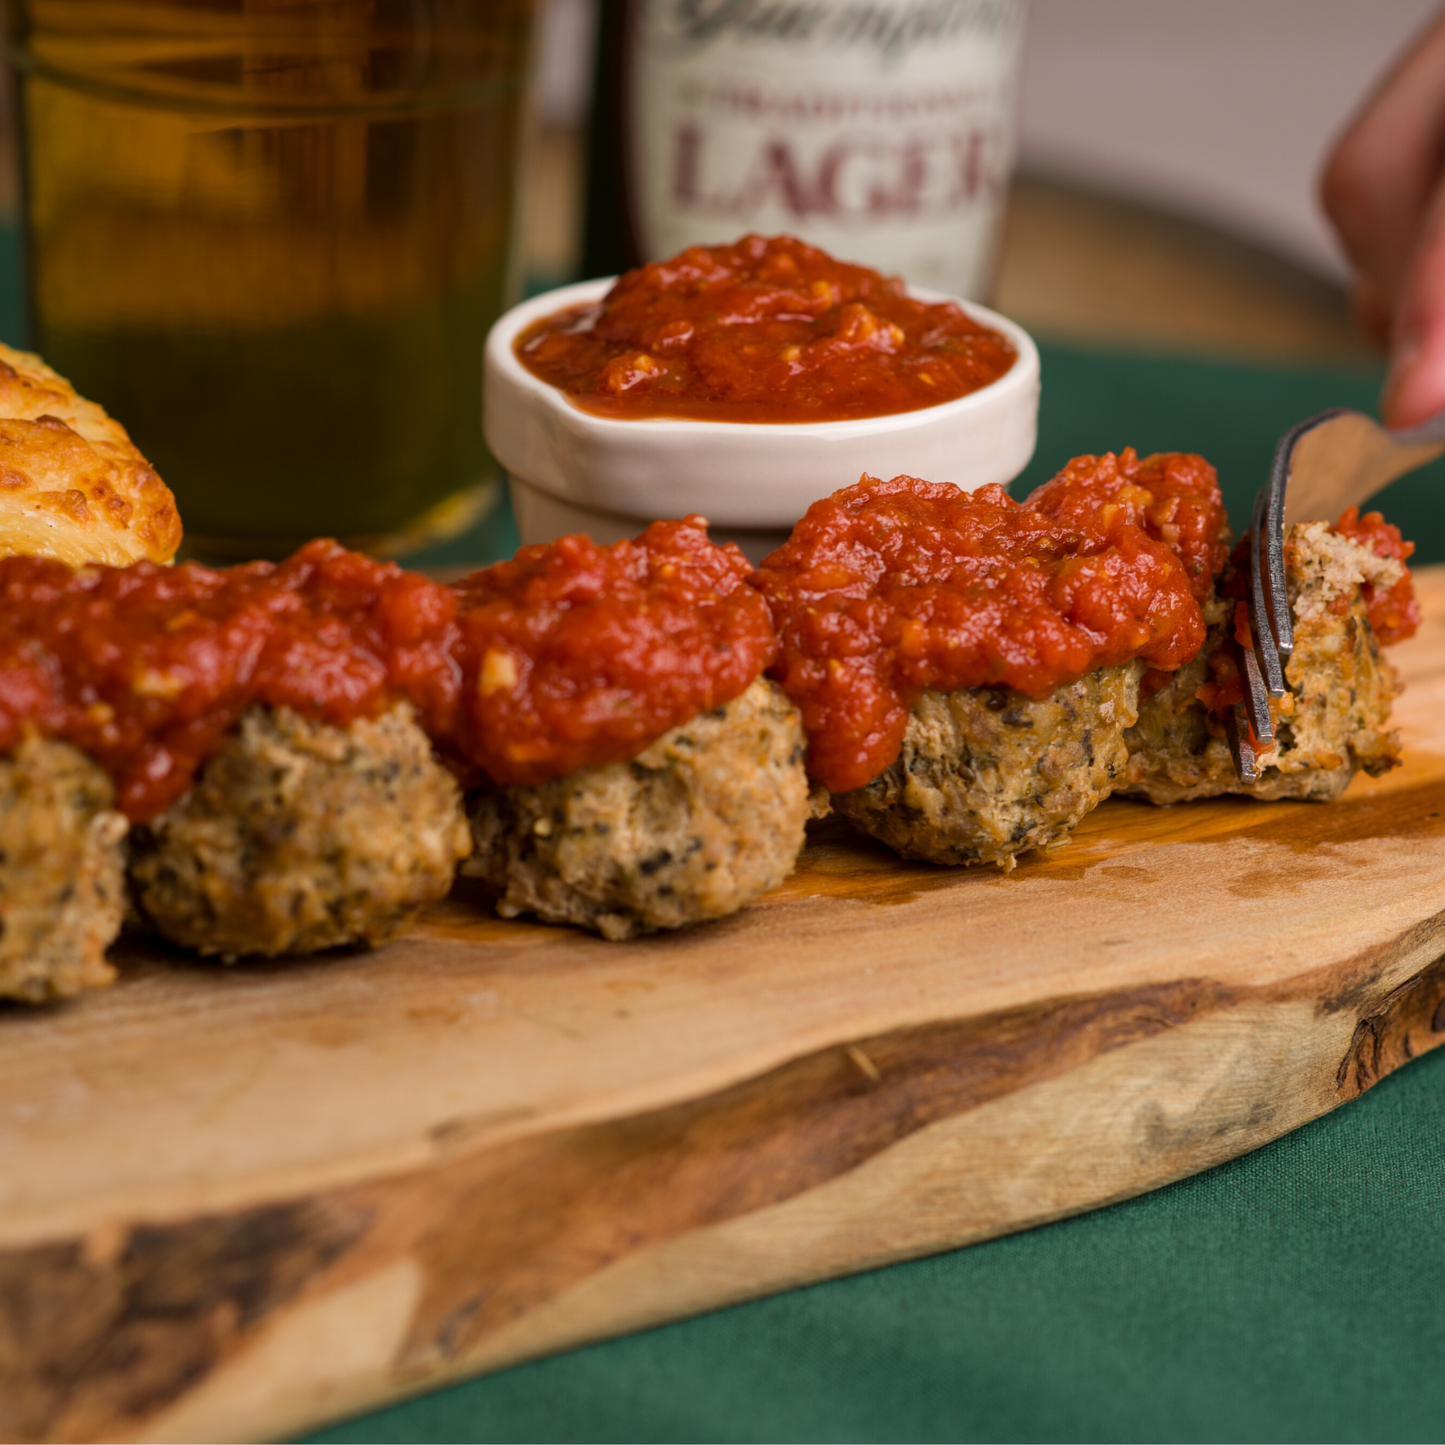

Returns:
1335,950,1445,1098
0,1199,368,1442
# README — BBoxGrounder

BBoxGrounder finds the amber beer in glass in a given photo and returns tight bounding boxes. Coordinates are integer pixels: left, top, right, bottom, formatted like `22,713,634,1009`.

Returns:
9,0,534,557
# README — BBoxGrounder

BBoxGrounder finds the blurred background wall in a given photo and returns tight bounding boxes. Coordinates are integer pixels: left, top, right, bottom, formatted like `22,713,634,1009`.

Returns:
1018,0,1437,282
522,0,1439,361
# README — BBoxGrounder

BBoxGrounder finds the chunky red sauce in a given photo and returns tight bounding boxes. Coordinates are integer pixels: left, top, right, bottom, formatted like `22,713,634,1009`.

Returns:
0,525,779,808
752,474,1206,793
1026,450,1231,703
516,234,1017,423
450,518,776,786
0,541,460,820
1024,450,1230,602
1190,600,1257,722
1334,506,1420,645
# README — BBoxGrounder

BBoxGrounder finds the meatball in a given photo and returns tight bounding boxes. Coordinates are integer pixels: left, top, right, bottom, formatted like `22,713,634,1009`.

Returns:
0,735,127,1002
832,662,1143,870
129,704,470,959
465,677,809,939
1120,521,1403,804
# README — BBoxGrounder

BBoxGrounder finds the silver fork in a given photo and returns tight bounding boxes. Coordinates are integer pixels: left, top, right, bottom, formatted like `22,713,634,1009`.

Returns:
1231,406,1445,782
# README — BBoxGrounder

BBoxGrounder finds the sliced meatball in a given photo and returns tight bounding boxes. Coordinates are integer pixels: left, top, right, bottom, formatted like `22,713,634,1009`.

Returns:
130,704,470,959
0,735,127,1002
1121,522,1402,804
833,662,1143,869
465,677,809,940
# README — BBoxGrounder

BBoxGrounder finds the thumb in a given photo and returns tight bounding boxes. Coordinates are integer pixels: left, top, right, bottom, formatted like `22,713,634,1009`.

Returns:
1383,173,1445,427
1382,331,1445,427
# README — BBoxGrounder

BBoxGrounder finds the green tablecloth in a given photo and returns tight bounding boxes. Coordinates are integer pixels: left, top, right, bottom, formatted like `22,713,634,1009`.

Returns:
308,344,1445,1443
4,254,1442,1440
410,339,1445,573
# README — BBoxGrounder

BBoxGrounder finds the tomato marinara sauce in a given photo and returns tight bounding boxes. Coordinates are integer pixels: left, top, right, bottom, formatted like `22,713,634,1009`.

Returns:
450,517,777,786
752,473,1206,794
0,540,460,820
0,524,776,812
515,234,1017,423
1024,449,1230,603
1334,506,1420,645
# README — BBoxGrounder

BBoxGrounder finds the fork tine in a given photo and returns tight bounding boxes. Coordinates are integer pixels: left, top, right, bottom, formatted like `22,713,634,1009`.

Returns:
1226,705,1260,784
1234,416,1317,782
1249,484,1286,697
1237,620,1274,747
1262,420,1312,664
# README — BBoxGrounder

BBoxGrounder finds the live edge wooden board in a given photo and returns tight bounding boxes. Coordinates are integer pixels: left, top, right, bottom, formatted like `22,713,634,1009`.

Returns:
4,572,1445,1445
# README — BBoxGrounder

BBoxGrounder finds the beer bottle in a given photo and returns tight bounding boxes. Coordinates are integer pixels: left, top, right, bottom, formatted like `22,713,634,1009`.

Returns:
583,0,1027,298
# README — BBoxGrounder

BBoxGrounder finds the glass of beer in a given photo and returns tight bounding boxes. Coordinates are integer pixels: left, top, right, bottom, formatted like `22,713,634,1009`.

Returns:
9,0,535,559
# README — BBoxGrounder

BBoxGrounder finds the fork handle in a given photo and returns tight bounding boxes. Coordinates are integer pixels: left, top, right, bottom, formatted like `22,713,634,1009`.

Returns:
1282,408,1445,527
1391,405,1445,448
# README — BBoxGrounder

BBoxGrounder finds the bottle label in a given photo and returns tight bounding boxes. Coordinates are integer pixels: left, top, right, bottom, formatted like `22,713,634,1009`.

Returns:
627,0,1027,298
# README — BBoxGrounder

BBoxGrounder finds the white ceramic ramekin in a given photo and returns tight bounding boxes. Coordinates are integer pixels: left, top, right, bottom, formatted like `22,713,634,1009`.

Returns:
483,277,1040,561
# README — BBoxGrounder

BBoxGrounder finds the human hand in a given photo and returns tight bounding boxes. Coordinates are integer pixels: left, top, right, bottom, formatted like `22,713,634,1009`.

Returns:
1322,6,1445,426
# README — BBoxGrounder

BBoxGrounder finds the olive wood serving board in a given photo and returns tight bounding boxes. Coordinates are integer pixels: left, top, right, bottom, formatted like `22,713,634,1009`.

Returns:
5,569,1445,1445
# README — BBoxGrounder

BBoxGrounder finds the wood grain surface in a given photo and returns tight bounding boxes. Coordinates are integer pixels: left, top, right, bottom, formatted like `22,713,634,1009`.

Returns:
3,569,1445,1445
